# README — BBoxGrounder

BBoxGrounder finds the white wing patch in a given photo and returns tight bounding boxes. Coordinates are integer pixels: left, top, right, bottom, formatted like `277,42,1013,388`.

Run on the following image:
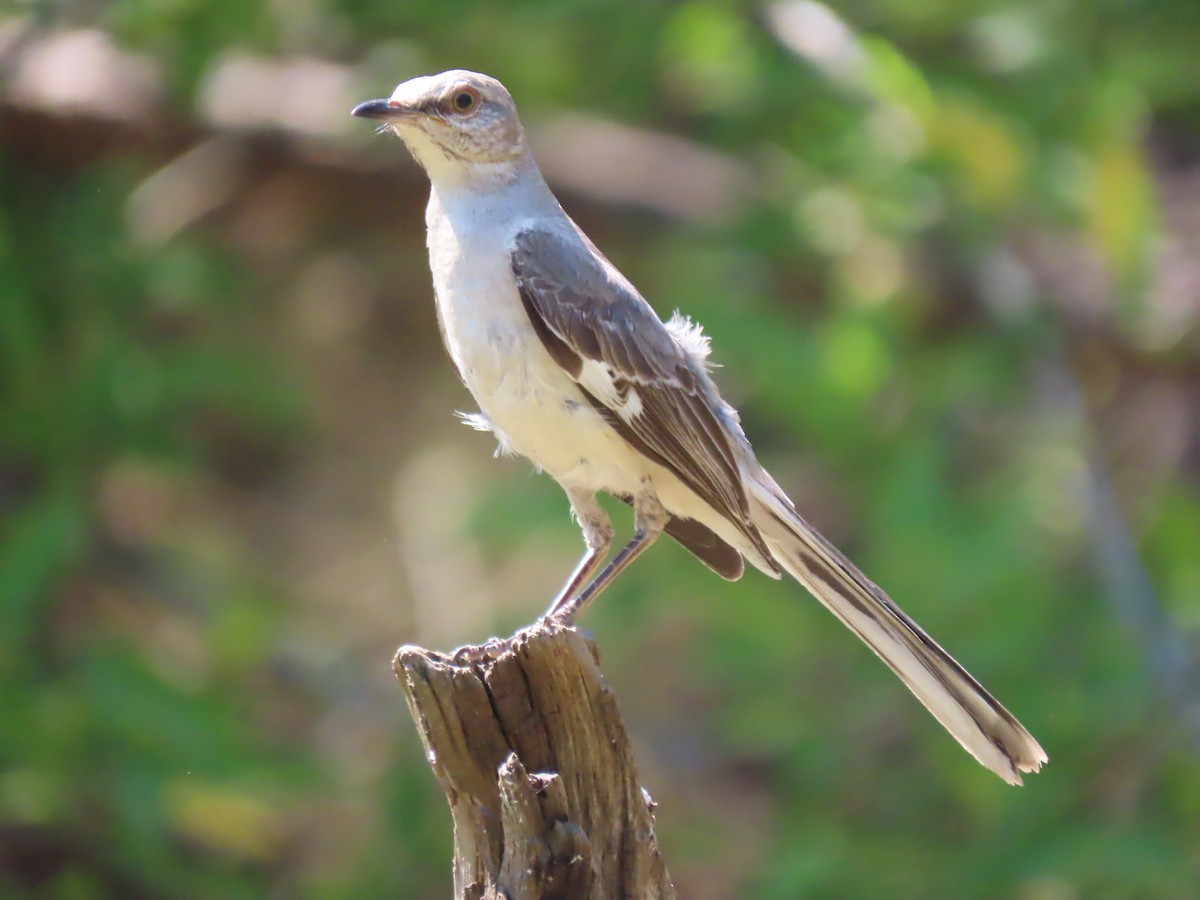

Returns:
623,386,644,420
578,358,643,424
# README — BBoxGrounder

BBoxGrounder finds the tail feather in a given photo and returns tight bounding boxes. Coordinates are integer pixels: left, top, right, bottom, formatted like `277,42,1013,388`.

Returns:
751,481,1047,785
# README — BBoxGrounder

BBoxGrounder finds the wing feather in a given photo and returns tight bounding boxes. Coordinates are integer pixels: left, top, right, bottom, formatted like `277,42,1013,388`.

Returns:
511,225,775,567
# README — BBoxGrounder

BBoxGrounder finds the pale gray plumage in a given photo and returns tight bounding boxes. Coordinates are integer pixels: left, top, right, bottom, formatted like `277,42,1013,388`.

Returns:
352,69,1047,784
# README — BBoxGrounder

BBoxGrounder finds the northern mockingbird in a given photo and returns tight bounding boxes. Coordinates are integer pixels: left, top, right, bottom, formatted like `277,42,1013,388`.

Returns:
353,70,1046,784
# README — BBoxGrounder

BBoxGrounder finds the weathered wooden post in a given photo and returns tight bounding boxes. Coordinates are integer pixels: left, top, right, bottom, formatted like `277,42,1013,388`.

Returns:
394,622,675,899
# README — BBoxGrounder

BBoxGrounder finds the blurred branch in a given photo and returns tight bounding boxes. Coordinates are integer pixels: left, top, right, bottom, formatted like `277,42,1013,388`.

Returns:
1005,206,1200,745
1084,445,1200,745
394,624,675,900
1051,352,1200,745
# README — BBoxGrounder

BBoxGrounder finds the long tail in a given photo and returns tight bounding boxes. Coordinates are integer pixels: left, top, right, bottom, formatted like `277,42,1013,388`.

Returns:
750,478,1047,785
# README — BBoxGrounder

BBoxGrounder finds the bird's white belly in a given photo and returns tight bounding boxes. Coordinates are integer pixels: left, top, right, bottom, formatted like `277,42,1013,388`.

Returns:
427,191,659,499
438,278,649,496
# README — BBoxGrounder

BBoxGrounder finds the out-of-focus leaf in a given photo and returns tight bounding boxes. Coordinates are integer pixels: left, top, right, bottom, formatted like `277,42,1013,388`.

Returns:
1088,138,1155,282
930,97,1027,208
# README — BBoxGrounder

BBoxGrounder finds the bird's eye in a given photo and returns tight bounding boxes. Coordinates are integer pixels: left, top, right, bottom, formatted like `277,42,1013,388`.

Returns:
449,88,480,114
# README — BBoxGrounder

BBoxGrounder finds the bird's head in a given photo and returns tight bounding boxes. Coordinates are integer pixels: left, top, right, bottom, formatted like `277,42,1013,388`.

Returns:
353,70,528,186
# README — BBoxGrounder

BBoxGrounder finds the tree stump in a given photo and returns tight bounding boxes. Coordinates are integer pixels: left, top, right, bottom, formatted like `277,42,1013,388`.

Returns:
393,621,675,899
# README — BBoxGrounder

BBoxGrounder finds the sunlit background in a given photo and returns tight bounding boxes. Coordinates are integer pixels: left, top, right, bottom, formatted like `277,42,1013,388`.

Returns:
2,1,1199,897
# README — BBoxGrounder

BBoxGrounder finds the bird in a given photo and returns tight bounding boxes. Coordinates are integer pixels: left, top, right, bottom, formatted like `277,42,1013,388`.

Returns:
352,70,1047,785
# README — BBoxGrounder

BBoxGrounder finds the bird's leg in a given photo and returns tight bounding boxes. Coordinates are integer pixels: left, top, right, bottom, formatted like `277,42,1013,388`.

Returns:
547,491,668,625
542,489,614,619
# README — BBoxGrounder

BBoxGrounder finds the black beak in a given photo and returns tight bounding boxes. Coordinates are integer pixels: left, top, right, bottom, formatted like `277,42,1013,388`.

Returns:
351,98,415,120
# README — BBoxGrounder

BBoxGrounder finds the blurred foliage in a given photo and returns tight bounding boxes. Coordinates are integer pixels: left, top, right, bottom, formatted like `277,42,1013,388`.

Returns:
4,0,1200,898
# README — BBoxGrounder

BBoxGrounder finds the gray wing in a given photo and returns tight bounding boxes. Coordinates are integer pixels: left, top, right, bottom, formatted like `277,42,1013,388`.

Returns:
510,225,775,568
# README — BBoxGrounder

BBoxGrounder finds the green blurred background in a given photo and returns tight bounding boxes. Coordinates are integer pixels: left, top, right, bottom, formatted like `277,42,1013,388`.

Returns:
2,1,1199,897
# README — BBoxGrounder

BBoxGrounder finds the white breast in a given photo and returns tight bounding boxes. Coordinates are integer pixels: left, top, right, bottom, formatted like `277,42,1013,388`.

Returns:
425,189,650,496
